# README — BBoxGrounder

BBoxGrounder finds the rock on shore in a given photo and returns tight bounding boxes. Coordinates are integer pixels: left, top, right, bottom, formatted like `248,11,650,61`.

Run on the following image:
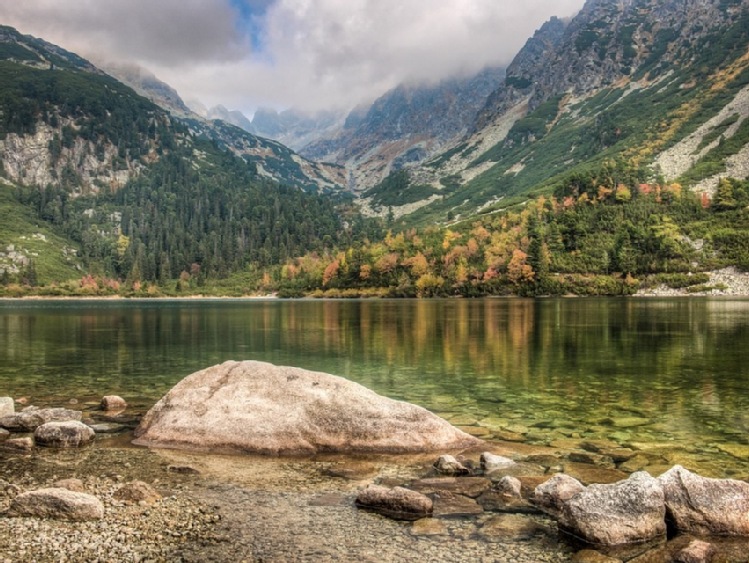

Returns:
133,360,482,455
7,488,104,521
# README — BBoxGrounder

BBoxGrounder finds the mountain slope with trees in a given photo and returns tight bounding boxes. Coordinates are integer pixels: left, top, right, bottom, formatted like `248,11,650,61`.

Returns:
379,0,749,225
0,25,374,295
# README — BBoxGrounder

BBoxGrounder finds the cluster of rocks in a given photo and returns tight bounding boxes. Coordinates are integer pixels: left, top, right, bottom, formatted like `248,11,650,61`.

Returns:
356,452,749,562
0,395,133,453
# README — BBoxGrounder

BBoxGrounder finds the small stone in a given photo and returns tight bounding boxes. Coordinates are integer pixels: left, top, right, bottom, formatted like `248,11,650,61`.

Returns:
101,395,128,411
0,428,9,442
7,488,104,521
1,437,33,452
113,481,162,505
34,421,95,448
355,485,432,521
87,422,127,434
480,452,516,473
0,397,14,417
494,475,522,499
674,539,716,563
433,454,470,476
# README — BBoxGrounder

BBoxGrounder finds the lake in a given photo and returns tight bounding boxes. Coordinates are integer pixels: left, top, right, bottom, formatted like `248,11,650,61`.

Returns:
1,297,748,476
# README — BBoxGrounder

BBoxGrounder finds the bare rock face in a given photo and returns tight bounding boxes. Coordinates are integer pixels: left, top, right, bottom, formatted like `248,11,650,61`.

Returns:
559,472,666,546
133,361,481,455
7,488,104,521
659,465,749,536
0,407,82,432
355,485,433,520
34,421,95,448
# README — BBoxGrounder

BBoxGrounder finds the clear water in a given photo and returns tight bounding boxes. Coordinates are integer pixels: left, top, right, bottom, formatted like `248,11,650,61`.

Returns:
1,297,748,476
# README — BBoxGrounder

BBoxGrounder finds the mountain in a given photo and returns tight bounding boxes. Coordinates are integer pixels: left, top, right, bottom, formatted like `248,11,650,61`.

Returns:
299,66,506,193
206,104,255,133
389,0,749,224
0,25,365,290
101,62,193,117
102,63,346,194
250,107,348,153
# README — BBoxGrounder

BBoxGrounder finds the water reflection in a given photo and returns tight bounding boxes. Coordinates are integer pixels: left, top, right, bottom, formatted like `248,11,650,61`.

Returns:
1,298,748,474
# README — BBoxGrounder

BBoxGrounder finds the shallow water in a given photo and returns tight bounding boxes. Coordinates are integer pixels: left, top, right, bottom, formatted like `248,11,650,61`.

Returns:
1,297,748,476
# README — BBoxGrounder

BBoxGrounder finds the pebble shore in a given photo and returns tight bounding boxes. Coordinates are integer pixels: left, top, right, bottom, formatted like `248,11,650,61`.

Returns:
0,445,572,562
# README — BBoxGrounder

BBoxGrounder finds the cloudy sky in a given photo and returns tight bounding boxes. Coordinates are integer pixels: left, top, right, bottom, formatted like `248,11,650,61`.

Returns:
1,0,585,116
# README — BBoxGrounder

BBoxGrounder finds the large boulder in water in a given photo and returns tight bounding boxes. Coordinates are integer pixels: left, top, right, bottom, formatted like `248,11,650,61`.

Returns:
133,360,482,455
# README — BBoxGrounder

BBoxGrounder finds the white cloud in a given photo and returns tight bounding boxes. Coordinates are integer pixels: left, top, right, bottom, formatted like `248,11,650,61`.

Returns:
0,0,586,114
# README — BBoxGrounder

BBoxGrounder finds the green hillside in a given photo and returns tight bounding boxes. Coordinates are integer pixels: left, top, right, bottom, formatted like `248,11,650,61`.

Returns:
0,180,81,288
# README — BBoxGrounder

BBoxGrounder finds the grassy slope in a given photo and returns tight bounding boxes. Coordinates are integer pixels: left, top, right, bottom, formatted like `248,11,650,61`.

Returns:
0,182,81,284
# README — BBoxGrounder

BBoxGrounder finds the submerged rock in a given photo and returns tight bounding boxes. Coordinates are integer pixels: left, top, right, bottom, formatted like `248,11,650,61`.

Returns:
674,539,716,563
133,360,481,455
479,514,545,542
7,488,104,521
659,465,749,536
480,452,516,473
1,437,33,452
101,395,128,411
113,481,161,505
409,477,491,499
560,472,666,546
431,491,483,517
34,421,95,448
355,485,432,520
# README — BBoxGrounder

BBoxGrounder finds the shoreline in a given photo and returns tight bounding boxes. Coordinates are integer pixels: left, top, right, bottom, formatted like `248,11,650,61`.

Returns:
2,268,749,301
0,438,574,562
